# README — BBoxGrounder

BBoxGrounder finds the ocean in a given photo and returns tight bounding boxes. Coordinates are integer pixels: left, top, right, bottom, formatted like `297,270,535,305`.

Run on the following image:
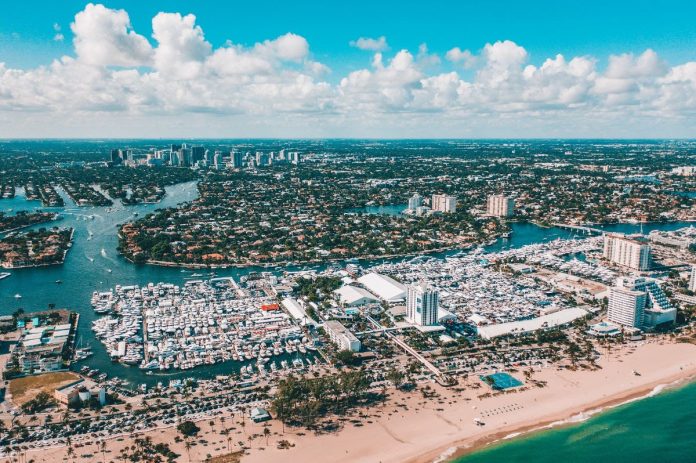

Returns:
456,380,696,463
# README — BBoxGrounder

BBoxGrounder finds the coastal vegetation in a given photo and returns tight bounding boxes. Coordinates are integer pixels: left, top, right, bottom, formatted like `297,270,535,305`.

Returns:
272,370,377,428
0,211,58,233
0,227,73,268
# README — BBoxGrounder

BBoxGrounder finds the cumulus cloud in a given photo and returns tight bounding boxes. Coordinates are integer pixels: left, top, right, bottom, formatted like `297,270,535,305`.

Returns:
255,33,309,61
350,36,389,52
152,12,210,79
71,3,152,67
2,4,696,137
445,47,476,68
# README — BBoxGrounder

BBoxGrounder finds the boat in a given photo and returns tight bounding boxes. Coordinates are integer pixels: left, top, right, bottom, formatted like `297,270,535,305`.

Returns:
55,280,62,284
14,294,21,299
0,272,11,281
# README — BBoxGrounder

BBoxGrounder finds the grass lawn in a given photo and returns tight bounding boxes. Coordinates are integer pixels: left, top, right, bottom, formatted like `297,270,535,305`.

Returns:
9,371,79,405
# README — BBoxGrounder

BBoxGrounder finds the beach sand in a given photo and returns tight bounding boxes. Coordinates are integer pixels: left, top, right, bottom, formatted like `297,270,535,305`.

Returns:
22,341,696,463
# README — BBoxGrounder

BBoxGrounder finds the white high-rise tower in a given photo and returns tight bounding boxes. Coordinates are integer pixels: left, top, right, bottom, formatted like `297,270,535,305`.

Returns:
407,283,439,326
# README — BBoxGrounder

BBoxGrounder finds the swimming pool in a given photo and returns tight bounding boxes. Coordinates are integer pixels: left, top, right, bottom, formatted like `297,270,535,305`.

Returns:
481,372,523,390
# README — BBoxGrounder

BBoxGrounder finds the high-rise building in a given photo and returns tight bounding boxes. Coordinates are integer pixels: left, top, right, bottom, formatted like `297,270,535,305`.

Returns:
110,149,122,164
170,144,181,165
608,276,675,328
231,150,244,168
255,151,265,166
487,194,515,217
603,233,651,271
178,148,192,167
213,151,223,169
191,146,205,164
690,265,696,292
407,283,439,326
408,193,423,210
289,151,301,165
432,194,457,213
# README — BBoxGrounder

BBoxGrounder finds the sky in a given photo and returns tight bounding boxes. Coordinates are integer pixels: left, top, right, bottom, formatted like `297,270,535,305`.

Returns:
1,1,696,138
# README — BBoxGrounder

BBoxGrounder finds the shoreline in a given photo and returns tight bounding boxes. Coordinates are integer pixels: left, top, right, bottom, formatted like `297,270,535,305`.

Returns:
413,368,696,463
130,242,481,269
123,218,696,270
235,341,696,463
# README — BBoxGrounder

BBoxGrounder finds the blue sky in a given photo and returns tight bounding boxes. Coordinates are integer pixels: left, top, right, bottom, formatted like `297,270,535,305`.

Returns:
1,1,696,137
4,1,696,74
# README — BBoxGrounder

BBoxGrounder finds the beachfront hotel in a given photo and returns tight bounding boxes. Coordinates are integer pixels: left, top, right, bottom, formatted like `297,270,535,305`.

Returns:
607,276,676,328
487,194,515,217
602,233,651,271
406,282,440,326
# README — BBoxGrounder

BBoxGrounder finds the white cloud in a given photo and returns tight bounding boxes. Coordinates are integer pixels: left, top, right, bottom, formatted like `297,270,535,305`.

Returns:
152,12,211,79
350,36,389,52
256,33,309,61
2,4,696,137
52,23,64,42
445,47,476,68
416,43,440,67
71,3,152,67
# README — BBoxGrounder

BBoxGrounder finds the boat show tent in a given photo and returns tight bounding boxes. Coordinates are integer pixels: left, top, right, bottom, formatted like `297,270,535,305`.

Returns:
476,307,589,339
356,272,407,302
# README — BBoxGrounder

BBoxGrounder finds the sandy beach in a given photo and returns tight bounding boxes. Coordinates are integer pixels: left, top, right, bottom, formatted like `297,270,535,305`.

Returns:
20,341,696,463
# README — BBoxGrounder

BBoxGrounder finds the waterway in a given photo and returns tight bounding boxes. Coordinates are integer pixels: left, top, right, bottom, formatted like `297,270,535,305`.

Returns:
0,188,693,386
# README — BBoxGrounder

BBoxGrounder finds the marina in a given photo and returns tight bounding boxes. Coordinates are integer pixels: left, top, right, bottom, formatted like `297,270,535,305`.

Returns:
1,181,695,387
90,279,318,374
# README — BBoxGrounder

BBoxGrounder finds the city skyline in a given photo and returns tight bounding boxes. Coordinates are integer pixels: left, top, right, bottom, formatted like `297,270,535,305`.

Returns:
1,1,696,138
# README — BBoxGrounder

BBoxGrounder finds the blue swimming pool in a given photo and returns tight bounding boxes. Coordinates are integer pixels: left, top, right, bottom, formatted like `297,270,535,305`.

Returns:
481,372,523,390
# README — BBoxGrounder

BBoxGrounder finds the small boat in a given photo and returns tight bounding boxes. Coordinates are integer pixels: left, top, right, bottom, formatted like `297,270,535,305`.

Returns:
14,294,21,299
55,280,62,284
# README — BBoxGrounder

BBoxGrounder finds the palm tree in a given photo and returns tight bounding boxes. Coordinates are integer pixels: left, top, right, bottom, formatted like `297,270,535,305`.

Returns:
100,440,107,463
184,439,192,462
66,440,75,463
263,426,271,446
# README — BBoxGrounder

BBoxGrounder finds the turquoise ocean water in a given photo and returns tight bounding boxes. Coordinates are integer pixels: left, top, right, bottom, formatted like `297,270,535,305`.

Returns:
456,380,696,463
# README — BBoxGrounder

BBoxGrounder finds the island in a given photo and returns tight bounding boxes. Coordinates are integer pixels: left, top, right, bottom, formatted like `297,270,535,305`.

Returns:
0,211,59,233
0,227,73,268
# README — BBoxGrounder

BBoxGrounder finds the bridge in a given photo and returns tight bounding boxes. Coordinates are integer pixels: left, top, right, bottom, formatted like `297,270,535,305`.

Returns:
364,314,455,387
553,223,605,235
